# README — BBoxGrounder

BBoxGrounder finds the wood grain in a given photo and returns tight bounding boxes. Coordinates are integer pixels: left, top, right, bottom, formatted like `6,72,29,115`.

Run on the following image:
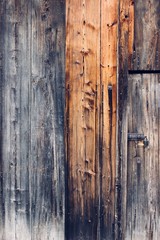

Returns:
121,74,160,239
130,0,160,70
117,1,160,239
66,0,118,239
30,0,65,239
66,0,101,239
119,0,160,71
119,0,134,71
0,0,65,239
100,0,117,239
116,1,134,238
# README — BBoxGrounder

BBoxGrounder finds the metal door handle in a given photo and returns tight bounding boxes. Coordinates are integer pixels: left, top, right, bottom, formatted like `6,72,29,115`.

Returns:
128,133,149,148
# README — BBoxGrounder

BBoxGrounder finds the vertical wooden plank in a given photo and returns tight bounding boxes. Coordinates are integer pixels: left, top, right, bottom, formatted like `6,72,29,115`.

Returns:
119,0,134,72
1,1,22,238
66,0,118,239
0,0,32,238
119,0,160,70
66,1,85,237
14,1,31,238
116,0,134,239
0,1,4,238
130,0,160,70
30,0,65,239
83,2,100,238
101,0,117,239
0,0,65,239
66,0,101,239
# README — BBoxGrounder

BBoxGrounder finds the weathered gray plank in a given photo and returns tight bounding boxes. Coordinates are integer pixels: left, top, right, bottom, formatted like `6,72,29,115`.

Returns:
10,1,32,239
130,0,160,70
0,0,65,239
2,1,22,238
121,74,160,239
0,0,4,238
30,0,65,239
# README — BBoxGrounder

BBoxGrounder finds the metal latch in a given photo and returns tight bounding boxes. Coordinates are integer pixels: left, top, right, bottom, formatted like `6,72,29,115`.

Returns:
128,133,149,148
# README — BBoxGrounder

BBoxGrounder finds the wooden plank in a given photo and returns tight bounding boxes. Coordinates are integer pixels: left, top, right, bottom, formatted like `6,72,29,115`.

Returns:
0,2,3,238
14,1,31,238
30,0,65,239
119,0,160,70
100,0,117,239
65,1,86,238
1,1,26,238
66,0,101,239
130,0,160,70
0,0,65,239
66,0,118,239
119,0,134,72
116,1,134,238
121,74,160,239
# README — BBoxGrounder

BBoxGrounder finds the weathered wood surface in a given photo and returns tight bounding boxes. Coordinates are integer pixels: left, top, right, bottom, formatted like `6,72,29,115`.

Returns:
117,0,160,239
118,0,134,71
0,0,65,239
121,74,160,239
101,0,117,239
66,0,117,239
130,0,160,70
66,1,101,239
116,1,134,237
119,0,160,71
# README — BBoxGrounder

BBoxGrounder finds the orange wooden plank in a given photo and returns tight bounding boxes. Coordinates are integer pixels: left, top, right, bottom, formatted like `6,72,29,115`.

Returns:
66,0,118,238
101,0,118,238
66,0,101,238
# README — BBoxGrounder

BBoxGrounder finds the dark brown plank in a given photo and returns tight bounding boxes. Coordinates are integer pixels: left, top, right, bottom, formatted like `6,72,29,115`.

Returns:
130,0,160,70
116,1,134,238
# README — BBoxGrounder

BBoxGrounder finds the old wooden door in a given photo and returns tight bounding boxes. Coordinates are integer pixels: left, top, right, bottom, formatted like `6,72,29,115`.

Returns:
121,74,160,239
118,0,160,239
